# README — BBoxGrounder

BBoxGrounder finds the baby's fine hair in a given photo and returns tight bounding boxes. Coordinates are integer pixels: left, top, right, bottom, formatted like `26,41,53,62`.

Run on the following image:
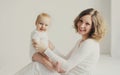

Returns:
35,13,51,25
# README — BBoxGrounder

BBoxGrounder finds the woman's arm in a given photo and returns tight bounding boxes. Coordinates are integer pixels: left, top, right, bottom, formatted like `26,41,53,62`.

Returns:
32,52,54,71
32,40,66,73
34,39,98,73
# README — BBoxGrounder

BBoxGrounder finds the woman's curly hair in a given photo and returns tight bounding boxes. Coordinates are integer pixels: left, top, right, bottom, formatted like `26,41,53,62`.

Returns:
74,8,106,41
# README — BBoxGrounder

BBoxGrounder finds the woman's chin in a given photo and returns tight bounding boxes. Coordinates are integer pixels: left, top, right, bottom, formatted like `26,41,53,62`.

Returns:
78,31,85,35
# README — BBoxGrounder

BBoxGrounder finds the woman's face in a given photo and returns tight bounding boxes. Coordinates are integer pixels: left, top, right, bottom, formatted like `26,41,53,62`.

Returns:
77,15,92,37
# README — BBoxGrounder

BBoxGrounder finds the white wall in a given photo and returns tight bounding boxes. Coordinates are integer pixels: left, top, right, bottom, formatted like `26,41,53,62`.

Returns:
111,0,120,58
0,0,110,74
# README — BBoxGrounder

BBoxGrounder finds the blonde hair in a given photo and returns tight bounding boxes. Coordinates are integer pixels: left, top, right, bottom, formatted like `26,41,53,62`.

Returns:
35,13,51,25
74,8,106,41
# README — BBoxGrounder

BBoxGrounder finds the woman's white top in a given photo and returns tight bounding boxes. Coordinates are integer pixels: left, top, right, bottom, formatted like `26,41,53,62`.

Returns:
44,39,100,75
30,30,48,59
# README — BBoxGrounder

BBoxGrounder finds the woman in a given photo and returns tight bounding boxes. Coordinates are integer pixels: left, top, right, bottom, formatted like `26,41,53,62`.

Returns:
32,8,106,75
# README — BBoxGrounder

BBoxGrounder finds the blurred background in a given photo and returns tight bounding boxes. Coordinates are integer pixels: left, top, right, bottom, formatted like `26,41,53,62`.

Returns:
0,0,120,75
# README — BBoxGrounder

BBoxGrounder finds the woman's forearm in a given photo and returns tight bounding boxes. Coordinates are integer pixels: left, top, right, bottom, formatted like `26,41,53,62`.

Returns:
40,56,54,71
32,53,54,71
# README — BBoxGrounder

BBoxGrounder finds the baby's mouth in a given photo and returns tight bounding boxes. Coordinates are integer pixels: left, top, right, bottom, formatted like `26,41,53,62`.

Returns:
40,29,45,31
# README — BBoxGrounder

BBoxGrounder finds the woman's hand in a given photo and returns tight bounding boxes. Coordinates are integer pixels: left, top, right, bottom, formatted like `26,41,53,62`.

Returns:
54,62,65,73
32,52,42,62
48,40,55,50
32,39,47,53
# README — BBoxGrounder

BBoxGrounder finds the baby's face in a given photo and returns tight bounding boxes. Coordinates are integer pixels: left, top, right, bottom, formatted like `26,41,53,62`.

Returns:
36,17,50,32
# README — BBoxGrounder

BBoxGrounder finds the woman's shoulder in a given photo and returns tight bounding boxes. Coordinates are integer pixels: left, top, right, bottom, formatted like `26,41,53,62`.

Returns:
84,38,99,45
81,39,99,51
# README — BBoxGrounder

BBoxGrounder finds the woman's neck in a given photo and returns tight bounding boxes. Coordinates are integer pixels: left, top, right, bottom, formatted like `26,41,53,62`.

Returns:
79,36,88,47
81,35,88,41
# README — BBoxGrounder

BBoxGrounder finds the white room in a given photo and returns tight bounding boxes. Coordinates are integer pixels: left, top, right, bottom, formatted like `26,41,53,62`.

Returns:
0,0,120,75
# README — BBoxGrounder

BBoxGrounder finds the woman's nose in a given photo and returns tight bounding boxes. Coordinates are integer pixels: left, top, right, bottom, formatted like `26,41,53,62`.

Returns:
80,23,85,28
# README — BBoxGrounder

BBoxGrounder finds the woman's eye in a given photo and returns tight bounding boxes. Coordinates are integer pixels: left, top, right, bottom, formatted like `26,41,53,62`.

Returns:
79,19,83,22
86,23,90,25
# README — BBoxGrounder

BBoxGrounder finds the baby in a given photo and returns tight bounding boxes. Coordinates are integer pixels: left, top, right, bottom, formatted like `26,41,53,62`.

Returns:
15,13,60,75
30,13,51,58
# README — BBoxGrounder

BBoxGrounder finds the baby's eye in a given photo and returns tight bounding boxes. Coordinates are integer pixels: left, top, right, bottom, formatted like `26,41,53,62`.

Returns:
39,23,43,25
45,24,48,26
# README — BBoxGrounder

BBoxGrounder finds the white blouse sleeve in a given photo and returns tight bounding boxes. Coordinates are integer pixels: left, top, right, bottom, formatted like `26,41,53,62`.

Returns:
52,48,66,59
44,39,98,72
